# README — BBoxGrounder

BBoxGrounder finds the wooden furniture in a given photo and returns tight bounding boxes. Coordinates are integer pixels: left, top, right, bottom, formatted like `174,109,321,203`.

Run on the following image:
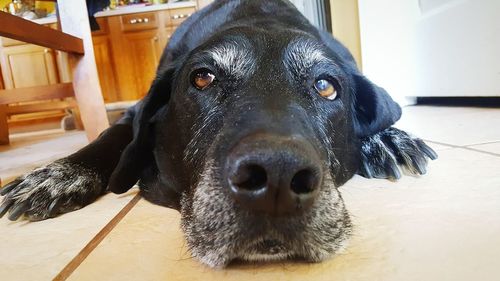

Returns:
92,5,197,101
0,0,109,144
0,22,75,132
0,1,204,144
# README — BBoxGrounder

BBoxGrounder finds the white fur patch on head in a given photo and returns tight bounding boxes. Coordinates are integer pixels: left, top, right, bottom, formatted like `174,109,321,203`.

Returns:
205,39,256,79
284,37,337,78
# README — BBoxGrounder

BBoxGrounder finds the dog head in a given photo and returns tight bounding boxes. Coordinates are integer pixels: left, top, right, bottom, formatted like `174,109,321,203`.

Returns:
108,1,401,268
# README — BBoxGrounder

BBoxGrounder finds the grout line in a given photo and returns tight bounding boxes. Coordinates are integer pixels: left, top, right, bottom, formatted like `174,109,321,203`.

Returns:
424,140,500,158
464,140,500,147
53,193,142,281
422,140,460,148
461,147,500,158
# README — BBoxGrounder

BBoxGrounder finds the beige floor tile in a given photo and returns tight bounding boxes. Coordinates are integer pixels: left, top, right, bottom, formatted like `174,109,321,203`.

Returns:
68,148,500,281
468,141,500,155
0,189,138,281
0,130,88,183
396,106,500,146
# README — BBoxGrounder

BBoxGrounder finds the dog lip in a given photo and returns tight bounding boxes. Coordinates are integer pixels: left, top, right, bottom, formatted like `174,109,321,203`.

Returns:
246,238,289,255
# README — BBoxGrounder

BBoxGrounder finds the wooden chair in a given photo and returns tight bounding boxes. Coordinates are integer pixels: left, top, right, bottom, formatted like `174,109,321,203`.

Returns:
0,0,109,145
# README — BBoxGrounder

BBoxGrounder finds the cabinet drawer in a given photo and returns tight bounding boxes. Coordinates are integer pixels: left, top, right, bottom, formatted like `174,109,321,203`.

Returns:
121,12,158,32
165,7,196,27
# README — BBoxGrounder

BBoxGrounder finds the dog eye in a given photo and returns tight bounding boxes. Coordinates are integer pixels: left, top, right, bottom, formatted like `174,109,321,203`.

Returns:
192,69,216,90
314,79,337,100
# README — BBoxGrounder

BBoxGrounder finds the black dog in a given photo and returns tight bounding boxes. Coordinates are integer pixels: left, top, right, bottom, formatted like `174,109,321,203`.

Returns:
0,0,436,268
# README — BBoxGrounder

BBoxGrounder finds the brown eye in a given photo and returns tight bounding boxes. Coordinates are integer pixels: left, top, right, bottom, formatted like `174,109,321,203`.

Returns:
193,69,216,90
314,79,337,100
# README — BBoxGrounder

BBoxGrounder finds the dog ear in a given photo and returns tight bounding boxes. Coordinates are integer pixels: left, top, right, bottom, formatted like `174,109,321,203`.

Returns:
107,66,175,194
351,74,402,137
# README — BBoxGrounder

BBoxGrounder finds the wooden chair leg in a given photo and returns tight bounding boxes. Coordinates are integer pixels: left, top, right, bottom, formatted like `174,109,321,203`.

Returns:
0,104,9,145
70,106,85,131
57,0,109,141
66,98,84,130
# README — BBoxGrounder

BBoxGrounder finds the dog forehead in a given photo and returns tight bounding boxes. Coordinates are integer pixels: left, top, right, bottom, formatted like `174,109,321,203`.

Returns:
202,32,331,72
283,37,337,76
189,33,256,79
208,41,255,78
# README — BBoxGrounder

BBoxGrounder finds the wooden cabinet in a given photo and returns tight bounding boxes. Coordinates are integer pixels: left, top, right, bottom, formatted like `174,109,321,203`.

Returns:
92,35,120,102
121,12,159,32
0,2,209,137
122,30,163,98
0,4,200,103
0,44,59,89
165,7,195,26
108,11,164,100
0,22,67,90
0,22,73,130
91,17,120,102
98,6,197,101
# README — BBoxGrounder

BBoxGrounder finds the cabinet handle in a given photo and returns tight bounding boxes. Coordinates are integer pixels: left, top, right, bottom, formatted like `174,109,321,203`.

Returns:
153,36,159,41
44,49,49,54
171,14,190,19
129,17,150,24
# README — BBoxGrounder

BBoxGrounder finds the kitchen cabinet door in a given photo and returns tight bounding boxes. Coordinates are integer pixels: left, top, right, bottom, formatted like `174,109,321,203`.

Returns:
122,30,162,99
0,44,59,89
93,35,120,102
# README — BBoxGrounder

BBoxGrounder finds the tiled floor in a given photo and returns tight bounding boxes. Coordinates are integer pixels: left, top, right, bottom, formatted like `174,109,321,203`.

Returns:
0,129,88,183
1,106,500,281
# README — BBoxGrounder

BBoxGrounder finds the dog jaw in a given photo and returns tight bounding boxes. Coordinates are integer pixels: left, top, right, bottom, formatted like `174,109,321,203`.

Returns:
179,160,352,268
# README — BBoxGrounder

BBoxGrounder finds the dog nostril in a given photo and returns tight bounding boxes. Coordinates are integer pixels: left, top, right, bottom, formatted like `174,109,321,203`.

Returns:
290,169,317,194
232,164,267,191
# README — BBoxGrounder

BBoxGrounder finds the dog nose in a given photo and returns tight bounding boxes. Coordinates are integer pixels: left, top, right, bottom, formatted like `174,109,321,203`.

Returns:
226,134,322,216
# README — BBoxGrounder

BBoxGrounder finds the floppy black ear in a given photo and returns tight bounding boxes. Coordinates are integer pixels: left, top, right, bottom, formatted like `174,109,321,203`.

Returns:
107,66,175,194
351,74,402,138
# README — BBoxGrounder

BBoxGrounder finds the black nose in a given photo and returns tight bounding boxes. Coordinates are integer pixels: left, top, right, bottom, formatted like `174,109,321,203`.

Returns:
226,134,322,216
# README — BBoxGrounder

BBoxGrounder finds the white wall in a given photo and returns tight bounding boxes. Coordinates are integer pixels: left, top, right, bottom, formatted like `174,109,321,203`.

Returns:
358,0,500,103
415,0,500,97
358,0,420,105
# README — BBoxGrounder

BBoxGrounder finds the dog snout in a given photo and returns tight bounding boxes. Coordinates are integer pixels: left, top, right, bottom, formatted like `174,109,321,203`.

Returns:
225,134,322,216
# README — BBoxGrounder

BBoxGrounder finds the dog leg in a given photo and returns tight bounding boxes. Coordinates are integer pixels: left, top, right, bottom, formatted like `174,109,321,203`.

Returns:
0,124,133,221
358,127,438,180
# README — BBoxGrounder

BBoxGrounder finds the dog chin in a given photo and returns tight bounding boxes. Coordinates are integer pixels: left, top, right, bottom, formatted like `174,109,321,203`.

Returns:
180,160,352,268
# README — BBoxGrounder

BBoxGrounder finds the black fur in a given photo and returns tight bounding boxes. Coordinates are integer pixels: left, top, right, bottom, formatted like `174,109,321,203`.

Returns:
0,0,436,268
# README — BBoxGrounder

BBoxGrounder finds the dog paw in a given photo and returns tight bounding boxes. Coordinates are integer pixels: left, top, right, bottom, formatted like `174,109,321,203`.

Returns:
0,159,104,221
358,127,438,180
